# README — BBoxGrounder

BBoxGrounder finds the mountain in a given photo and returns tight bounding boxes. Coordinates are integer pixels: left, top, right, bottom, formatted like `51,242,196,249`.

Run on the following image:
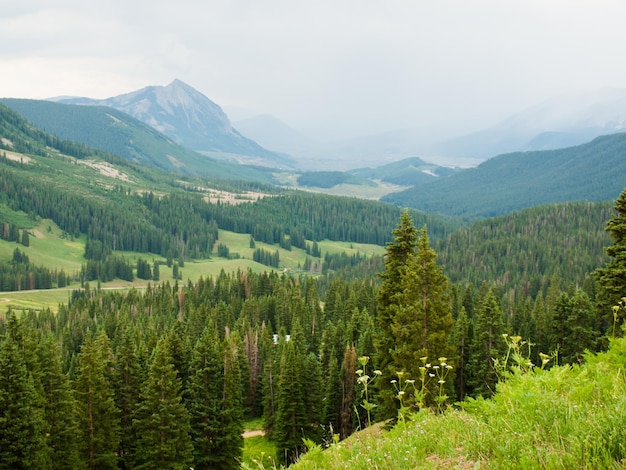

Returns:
0,98,278,183
350,156,458,186
434,87,626,160
382,132,626,218
53,79,294,169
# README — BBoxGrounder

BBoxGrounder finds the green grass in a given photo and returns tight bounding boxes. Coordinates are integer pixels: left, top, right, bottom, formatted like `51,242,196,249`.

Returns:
291,338,626,469
241,418,278,469
0,222,385,313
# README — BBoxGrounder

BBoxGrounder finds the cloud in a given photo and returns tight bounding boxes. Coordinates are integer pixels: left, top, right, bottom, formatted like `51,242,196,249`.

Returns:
2,0,626,137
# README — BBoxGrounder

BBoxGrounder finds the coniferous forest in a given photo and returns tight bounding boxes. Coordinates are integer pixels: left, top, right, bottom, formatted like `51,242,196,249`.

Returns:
1,102,626,467
1,187,625,467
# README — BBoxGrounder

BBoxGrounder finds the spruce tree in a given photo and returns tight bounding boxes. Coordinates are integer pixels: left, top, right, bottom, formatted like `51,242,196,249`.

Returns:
221,334,245,467
391,227,455,388
187,326,244,469
274,338,308,465
0,320,50,469
38,335,81,469
133,336,193,470
595,188,626,334
113,328,145,469
375,209,418,419
74,330,120,470
467,289,507,398
451,307,471,401
550,289,597,364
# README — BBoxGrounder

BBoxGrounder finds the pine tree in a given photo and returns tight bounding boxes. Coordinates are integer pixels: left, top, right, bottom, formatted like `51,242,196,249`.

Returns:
391,227,455,387
550,289,597,364
133,336,193,470
375,209,418,419
221,333,245,468
187,326,243,469
38,335,81,469
74,330,120,470
0,318,50,469
113,328,145,469
467,289,507,398
451,307,471,401
595,188,626,334
274,338,308,465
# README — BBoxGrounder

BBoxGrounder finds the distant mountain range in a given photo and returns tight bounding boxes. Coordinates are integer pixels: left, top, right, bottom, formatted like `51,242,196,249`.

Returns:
51,79,294,169
230,87,626,169
382,132,626,218
432,88,626,160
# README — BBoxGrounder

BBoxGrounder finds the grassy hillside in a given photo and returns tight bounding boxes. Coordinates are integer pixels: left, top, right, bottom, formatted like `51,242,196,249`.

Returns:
292,336,626,469
383,133,626,218
0,99,278,183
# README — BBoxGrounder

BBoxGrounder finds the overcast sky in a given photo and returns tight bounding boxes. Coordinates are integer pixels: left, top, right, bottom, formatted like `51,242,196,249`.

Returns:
2,1,626,139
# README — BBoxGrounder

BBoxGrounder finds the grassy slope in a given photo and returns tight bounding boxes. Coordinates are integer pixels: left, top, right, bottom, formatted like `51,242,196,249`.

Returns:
0,219,385,313
293,338,626,469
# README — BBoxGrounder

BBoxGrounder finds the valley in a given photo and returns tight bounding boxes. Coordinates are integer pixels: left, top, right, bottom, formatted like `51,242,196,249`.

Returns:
0,83,626,469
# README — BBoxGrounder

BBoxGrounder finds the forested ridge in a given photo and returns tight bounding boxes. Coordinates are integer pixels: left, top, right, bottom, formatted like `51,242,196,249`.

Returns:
383,132,626,218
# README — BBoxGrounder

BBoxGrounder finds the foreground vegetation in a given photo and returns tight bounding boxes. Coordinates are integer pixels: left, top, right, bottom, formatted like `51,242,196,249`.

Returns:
294,334,626,469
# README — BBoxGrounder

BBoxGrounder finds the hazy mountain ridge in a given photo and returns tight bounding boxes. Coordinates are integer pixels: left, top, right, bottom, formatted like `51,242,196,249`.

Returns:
54,80,295,169
432,88,626,159
230,87,626,170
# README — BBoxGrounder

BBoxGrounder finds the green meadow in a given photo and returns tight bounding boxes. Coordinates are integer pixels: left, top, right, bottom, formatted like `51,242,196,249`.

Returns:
0,220,385,313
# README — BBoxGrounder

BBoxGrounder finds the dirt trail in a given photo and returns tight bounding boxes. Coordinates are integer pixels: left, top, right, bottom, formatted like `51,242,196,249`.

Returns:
242,429,265,438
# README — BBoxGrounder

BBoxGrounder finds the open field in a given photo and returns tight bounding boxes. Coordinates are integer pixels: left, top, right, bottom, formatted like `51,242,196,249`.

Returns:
0,219,385,313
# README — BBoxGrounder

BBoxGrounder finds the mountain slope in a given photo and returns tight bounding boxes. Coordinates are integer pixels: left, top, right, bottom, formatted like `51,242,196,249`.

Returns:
0,98,277,183
383,132,626,218
350,156,457,186
54,79,293,168
434,87,626,159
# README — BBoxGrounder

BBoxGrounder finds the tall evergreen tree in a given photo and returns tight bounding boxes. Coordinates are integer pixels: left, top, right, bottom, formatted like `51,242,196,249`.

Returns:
467,289,507,398
134,336,193,470
221,333,245,467
38,335,81,470
74,330,120,470
274,338,308,465
391,227,455,391
451,307,471,401
187,326,244,469
113,328,145,469
0,318,50,469
595,188,626,334
550,289,598,364
374,209,418,419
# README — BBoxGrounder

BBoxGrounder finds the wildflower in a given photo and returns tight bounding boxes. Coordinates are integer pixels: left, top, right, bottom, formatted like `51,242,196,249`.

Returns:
356,369,363,375
374,369,382,376
405,379,415,385
429,373,435,378
438,380,445,384
438,357,447,363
